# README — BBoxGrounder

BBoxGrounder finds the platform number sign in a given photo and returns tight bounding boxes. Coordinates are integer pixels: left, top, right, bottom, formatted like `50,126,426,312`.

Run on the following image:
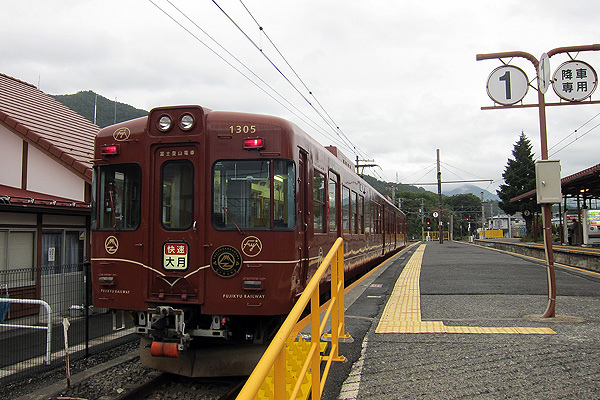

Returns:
486,65,529,105
538,53,551,94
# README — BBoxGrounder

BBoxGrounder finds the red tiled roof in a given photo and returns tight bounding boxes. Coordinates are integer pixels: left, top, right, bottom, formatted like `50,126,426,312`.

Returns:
0,73,99,182
0,184,90,209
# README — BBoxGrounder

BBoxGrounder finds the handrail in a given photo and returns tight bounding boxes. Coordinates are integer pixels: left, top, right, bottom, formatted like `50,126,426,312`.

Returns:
0,298,53,365
236,237,347,399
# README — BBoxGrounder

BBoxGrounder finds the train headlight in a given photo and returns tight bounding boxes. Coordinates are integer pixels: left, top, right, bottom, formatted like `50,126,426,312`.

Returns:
157,115,172,132
179,113,195,131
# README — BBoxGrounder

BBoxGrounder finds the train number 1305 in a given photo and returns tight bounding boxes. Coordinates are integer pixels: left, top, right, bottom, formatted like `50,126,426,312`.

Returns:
229,125,256,134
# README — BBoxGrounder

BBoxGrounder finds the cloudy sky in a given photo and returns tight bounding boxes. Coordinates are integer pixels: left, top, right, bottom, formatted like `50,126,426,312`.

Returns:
3,0,600,196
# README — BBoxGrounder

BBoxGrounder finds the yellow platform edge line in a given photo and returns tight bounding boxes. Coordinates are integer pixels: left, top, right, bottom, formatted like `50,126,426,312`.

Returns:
375,243,556,336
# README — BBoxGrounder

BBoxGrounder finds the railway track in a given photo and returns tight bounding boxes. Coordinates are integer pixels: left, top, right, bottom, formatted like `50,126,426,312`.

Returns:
21,350,246,400
106,372,246,400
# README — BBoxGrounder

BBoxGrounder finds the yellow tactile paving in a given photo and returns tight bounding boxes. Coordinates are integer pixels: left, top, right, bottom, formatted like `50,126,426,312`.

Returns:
375,243,556,335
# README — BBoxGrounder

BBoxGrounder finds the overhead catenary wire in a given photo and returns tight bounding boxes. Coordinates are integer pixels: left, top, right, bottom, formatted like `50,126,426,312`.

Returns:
548,111,600,155
155,0,354,153
213,0,366,160
148,0,356,155
237,0,365,160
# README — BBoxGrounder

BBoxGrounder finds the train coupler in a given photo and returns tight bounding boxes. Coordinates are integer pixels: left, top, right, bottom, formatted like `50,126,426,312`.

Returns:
137,307,191,350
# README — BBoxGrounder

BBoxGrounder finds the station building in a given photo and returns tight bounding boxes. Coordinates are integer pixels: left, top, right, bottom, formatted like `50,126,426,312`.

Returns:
0,73,98,319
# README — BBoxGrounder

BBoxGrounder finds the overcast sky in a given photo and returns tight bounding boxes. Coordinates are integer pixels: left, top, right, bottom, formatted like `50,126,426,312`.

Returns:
2,0,600,196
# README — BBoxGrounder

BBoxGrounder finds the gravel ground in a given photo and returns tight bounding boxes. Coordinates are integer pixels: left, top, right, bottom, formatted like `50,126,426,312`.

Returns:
2,339,141,400
4,339,244,400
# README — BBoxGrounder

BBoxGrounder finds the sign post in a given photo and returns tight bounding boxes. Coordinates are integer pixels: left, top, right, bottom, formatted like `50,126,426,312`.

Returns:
477,44,600,318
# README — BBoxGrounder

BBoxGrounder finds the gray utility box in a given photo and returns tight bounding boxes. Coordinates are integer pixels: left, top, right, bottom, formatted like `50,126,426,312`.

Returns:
535,160,562,204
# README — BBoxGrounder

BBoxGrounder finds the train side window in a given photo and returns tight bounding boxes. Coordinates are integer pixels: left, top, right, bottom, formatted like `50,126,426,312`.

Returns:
352,191,359,234
313,171,326,233
365,200,372,234
328,175,338,233
161,161,194,230
96,164,141,231
342,186,351,234
358,194,365,234
373,203,381,234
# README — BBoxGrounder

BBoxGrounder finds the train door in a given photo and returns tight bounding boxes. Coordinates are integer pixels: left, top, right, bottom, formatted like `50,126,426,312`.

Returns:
149,145,204,303
297,150,309,294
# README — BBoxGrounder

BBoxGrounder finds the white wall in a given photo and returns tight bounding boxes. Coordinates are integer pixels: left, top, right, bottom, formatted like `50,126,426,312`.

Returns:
0,125,23,188
27,145,85,201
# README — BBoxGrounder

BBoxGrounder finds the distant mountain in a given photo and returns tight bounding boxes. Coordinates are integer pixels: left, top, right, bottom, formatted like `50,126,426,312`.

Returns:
51,90,148,128
362,175,427,195
443,184,499,201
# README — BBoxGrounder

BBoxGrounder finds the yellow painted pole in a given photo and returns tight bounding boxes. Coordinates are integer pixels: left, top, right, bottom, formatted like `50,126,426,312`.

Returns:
274,347,286,398
236,237,345,400
311,288,321,400
330,249,340,359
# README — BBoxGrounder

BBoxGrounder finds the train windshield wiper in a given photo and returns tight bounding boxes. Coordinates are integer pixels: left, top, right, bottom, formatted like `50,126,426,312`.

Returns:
222,207,245,235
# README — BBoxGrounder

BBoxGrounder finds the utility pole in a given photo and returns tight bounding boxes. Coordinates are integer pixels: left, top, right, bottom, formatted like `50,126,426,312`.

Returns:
437,149,443,244
419,198,425,241
355,155,377,176
93,93,98,125
481,192,485,239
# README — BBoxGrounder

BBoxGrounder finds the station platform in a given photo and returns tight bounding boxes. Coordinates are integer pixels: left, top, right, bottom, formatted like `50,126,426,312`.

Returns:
320,241,600,399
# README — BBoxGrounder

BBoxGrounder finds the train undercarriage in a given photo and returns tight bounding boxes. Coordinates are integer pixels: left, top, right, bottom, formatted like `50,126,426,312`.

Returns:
136,306,284,376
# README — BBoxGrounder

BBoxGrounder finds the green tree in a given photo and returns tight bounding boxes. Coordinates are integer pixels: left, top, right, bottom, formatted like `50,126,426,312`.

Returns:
496,132,538,235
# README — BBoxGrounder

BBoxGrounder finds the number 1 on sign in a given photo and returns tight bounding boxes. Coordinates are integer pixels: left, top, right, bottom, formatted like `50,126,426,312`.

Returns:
499,70,511,100
486,65,528,106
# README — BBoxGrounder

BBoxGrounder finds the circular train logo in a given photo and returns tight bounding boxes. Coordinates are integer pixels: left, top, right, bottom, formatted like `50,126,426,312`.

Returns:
105,236,119,254
113,127,131,141
241,236,263,257
211,246,242,277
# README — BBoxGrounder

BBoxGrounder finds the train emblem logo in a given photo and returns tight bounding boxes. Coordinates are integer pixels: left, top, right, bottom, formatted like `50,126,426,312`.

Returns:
113,127,131,141
104,236,119,254
241,236,262,257
211,246,242,277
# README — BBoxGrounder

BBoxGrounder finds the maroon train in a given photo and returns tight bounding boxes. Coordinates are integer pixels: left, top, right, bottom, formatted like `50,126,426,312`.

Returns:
91,105,406,376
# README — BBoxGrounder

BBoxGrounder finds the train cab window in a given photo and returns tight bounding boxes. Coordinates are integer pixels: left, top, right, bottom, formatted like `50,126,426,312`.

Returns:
313,171,326,233
161,161,194,230
96,164,142,231
342,186,351,234
212,160,295,230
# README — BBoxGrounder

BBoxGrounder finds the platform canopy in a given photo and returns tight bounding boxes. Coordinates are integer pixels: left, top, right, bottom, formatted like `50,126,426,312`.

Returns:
511,163,600,203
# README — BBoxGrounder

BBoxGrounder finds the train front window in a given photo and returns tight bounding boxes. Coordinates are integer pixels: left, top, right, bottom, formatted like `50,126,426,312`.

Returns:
97,164,141,230
161,161,194,230
212,160,295,230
